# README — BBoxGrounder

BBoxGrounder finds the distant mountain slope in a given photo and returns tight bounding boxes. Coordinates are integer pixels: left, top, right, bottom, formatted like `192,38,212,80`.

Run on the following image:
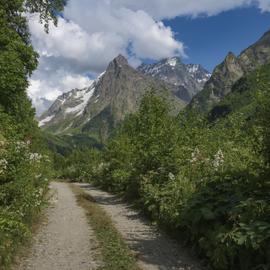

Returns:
190,29,270,112
39,55,186,137
138,57,211,102
208,63,270,122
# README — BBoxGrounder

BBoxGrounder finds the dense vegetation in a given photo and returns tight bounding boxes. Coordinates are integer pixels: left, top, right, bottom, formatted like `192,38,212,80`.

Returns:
63,65,270,270
0,0,65,268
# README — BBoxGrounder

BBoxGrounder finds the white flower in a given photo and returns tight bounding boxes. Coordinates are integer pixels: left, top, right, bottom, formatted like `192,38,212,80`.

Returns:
15,141,28,152
190,147,200,164
168,172,175,181
0,158,8,174
213,149,224,170
29,153,43,162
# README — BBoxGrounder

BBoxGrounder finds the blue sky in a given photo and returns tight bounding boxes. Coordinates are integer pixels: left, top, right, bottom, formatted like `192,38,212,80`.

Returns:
165,7,270,71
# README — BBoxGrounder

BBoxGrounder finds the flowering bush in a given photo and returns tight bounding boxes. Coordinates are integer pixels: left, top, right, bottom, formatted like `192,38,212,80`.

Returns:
0,113,52,269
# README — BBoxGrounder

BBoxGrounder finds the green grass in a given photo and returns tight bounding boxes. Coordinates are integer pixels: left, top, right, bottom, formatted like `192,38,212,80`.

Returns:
71,184,140,270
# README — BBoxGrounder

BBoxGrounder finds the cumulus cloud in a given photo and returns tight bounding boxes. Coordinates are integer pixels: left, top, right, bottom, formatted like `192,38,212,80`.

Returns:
63,1,184,60
27,0,270,114
28,15,126,74
257,0,270,11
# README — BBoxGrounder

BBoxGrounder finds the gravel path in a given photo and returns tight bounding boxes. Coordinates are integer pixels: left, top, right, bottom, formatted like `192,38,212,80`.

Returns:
16,182,100,270
77,184,203,270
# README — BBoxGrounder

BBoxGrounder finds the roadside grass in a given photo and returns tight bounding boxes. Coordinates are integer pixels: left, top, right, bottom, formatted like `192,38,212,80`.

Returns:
4,193,52,270
70,184,140,270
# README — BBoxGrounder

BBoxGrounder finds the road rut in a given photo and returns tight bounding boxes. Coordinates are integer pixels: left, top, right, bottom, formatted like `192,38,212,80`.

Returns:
77,183,203,270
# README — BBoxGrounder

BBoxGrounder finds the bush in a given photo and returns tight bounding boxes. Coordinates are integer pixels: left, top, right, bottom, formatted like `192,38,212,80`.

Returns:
181,172,270,269
0,111,52,269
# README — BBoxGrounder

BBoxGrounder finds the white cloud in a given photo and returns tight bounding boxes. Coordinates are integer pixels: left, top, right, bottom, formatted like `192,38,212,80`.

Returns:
27,0,270,114
63,2,184,60
28,15,126,74
257,0,270,11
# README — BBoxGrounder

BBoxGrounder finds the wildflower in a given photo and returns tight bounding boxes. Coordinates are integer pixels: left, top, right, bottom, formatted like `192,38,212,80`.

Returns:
190,147,200,164
213,149,224,170
168,172,175,181
0,158,8,174
29,153,42,162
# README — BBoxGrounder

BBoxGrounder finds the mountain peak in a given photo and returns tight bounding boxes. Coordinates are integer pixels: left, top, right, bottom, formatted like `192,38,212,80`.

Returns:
165,57,181,67
107,54,129,73
138,57,210,102
190,29,270,112
113,54,128,66
225,52,237,62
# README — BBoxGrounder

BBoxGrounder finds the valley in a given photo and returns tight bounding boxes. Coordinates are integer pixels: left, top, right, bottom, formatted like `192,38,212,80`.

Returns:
1,2,270,270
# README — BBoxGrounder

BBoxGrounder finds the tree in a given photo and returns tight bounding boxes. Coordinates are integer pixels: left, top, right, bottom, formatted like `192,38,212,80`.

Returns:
25,0,67,32
0,1,66,266
0,0,66,136
132,90,180,184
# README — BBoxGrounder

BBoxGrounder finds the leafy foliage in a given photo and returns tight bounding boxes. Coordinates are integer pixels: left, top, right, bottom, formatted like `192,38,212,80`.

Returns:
25,0,66,32
0,111,53,269
67,67,270,270
59,148,101,182
0,0,66,268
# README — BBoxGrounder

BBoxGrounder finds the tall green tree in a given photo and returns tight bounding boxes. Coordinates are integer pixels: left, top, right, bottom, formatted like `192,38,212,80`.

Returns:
0,1,66,268
131,90,180,185
0,0,66,136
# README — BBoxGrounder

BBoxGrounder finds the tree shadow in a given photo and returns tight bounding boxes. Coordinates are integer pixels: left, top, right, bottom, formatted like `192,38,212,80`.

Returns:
77,183,205,270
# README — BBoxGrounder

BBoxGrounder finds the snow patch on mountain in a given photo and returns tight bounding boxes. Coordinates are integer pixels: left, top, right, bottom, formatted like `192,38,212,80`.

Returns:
38,115,55,127
187,64,199,74
167,58,178,67
65,85,95,116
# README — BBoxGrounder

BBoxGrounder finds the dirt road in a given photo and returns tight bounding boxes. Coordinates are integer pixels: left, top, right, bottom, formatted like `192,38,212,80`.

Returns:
77,183,202,270
16,182,100,270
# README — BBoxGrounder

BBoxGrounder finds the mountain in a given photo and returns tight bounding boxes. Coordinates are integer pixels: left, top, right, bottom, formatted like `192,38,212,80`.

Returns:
190,29,270,112
207,63,270,124
39,55,186,138
138,57,211,102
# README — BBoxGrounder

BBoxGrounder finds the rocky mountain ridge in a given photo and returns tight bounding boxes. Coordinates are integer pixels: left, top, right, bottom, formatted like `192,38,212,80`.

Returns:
39,55,192,136
190,29,270,112
138,57,211,102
